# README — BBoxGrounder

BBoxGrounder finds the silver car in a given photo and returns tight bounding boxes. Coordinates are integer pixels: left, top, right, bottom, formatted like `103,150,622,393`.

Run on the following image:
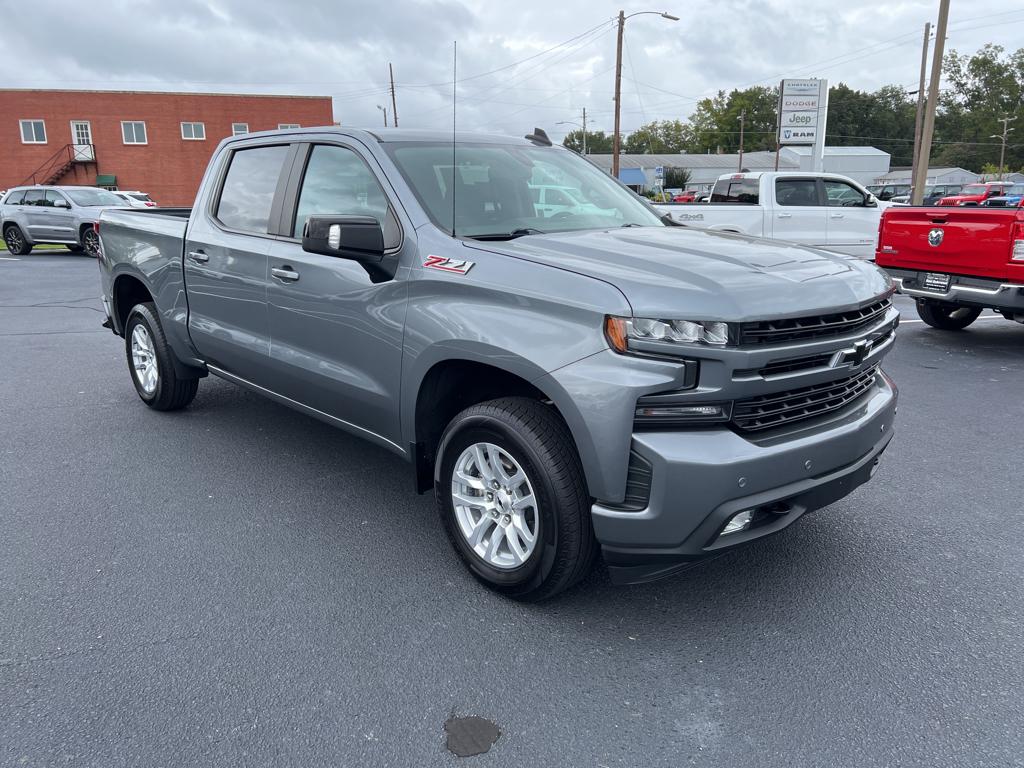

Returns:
1,185,124,256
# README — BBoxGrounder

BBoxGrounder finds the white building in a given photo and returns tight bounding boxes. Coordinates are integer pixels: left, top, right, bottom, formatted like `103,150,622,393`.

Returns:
873,166,980,186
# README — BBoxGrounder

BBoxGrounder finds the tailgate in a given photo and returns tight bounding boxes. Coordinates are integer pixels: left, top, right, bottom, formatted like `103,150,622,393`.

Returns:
876,206,1023,281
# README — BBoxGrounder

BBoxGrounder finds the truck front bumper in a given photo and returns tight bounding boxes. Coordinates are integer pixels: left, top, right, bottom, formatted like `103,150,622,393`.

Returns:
594,372,897,585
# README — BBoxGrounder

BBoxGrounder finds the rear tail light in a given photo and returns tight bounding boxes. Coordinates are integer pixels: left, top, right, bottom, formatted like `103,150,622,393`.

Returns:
1013,221,1024,262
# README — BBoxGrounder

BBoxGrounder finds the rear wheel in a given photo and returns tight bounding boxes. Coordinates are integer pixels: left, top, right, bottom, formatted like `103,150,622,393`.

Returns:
67,244,85,253
81,228,101,257
916,299,982,330
436,397,596,601
124,302,198,410
3,225,31,255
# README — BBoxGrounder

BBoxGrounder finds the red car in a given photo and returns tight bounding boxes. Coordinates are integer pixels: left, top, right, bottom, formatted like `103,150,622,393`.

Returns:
671,190,698,203
935,181,1015,207
876,204,1024,329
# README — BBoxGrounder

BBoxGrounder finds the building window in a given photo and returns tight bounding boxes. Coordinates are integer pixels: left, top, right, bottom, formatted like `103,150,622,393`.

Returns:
20,119,47,144
278,123,300,129
181,122,206,141
232,123,249,135
122,121,148,145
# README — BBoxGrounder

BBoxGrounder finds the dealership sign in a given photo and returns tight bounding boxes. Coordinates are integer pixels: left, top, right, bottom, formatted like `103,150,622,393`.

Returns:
778,79,826,146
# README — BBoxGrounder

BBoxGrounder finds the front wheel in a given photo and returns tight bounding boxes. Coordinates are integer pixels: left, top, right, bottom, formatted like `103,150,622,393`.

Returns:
916,300,982,330
436,397,596,601
124,302,198,410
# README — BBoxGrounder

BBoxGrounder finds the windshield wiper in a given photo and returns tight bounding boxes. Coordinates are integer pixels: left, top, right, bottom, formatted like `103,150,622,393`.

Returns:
466,228,546,241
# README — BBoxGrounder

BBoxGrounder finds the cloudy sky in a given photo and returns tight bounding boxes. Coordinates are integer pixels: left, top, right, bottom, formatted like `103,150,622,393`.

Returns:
6,0,1023,142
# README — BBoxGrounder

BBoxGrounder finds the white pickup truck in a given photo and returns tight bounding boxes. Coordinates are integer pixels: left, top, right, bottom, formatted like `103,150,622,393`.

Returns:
655,172,887,260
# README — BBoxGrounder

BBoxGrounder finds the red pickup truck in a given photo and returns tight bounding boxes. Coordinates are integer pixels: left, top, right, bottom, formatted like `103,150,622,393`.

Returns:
876,204,1024,329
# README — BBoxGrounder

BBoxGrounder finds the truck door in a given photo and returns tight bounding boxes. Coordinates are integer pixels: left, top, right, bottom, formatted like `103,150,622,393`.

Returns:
265,141,407,446
771,177,828,249
184,142,292,380
823,178,877,259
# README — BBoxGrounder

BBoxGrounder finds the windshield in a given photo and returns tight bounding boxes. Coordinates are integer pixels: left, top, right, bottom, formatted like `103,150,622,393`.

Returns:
128,193,152,201
960,185,986,196
65,189,124,207
383,142,663,237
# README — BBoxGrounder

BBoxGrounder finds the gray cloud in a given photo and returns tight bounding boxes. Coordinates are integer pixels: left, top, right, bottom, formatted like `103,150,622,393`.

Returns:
5,0,1021,141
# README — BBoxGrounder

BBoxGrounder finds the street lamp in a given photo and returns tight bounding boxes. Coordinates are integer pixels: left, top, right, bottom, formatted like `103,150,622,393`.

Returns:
557,109,590,154
376,104,388,127
612,10,679,179
989,116,1016,181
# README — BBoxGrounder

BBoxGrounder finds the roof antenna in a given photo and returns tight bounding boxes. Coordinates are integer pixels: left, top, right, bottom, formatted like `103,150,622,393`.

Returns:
525,127,552,146
451,40,457,238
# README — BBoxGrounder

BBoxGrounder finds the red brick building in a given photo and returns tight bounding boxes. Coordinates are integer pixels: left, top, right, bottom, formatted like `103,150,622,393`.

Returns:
0,89,334,205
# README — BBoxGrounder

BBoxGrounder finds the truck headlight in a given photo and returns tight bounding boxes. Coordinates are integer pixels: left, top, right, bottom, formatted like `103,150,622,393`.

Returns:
605,316,733,353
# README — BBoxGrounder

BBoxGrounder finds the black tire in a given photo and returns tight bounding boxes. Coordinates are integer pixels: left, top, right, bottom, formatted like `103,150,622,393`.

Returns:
81,227,101,257
916,300,982,330
124,302,198,411
3,225,32,255
436,397,596,601
67,244,85,253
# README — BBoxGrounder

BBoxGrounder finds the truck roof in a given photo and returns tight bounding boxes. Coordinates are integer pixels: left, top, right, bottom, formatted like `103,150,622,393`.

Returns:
227,126,539,146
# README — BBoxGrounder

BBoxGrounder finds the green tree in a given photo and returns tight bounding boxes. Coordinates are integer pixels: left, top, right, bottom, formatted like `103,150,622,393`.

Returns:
562,130,614,154
687,86,778,154
622,120,692,154
933,44,1024,172
663,167,692,188
826,83,917,165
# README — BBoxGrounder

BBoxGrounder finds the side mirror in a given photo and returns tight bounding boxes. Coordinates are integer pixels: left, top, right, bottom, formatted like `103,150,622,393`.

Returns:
54,199,70,209
302,215,385,262
864,193,877,208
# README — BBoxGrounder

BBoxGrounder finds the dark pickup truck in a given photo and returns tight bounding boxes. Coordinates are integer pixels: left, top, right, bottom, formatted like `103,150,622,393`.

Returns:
97,127,898,599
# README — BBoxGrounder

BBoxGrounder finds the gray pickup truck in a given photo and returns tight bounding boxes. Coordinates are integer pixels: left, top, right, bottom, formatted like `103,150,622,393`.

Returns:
97,127,898,600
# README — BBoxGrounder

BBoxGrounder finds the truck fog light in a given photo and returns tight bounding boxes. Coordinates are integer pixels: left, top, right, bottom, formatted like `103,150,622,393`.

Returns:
721,510,753,536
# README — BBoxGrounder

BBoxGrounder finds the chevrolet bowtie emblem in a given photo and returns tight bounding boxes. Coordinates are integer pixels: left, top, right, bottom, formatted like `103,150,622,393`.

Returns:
831,339,870,369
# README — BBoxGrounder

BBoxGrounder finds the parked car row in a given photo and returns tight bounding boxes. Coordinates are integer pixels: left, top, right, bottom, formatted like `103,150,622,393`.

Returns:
1,186,157,254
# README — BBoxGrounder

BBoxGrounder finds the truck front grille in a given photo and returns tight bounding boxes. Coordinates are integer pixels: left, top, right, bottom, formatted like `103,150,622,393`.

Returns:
737,298,891,346
731,365,880,432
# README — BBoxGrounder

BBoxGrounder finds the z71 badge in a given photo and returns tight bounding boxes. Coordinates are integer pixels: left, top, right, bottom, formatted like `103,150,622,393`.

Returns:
423,255,475,275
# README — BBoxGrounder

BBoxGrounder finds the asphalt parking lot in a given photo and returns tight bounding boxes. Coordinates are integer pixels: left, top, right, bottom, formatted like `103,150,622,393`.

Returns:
2,251,1022,768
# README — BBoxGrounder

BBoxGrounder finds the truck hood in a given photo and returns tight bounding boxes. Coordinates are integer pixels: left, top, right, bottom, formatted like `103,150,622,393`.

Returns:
465,226,891,321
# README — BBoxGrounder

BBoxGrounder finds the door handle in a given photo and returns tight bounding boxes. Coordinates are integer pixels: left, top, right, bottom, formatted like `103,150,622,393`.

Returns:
187,250,209,263
830,213,844,218
271,266,300,282
777,213,792,218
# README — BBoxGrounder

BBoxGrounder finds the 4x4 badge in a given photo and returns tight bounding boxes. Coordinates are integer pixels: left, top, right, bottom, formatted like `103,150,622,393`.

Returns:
927,228,944,247
423,255,475,275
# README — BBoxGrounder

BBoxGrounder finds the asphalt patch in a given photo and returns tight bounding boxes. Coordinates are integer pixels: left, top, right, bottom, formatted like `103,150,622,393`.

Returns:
444,715,501,757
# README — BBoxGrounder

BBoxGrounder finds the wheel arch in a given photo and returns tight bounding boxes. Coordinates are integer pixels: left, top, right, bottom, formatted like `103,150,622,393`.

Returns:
111,273,154,336
406,351,599,499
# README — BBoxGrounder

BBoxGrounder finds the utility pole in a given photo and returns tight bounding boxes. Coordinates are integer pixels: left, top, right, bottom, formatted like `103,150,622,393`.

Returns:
991,116,1016,180
389,62,398,127
912,0,949,207
376,104,388,127
582,107,587,156
737,109,746,172
612,10,625,179
910,21,931,204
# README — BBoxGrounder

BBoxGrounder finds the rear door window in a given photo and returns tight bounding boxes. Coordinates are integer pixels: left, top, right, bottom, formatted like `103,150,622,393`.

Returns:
775,179,820,206
215,144,290,234
23,189,45,206
710,178,759,204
